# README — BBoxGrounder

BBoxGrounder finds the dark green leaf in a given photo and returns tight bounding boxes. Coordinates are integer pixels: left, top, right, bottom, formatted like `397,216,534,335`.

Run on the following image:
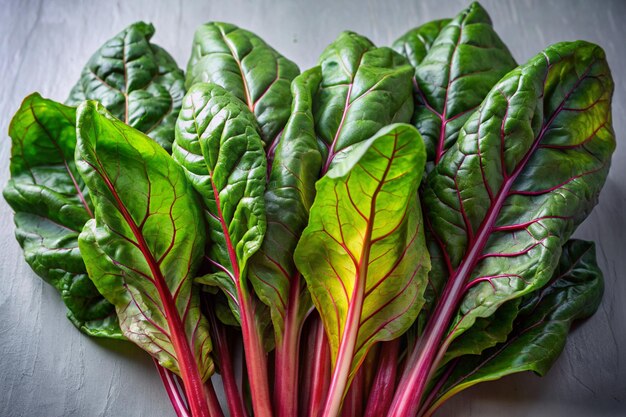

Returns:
314,31,415,173
407,2,516,165
295,124,430,404
186,22,300,145
392,18,451,68
75,101,212,379
173,82,266,323
248,67,323,340
66,22,185,152
424,40,614,347
3,94,120,338
426,239,604,414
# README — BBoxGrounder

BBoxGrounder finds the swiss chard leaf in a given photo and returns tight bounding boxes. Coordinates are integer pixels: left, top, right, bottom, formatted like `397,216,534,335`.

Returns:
295,124,430,413
3,94,120,338
173,82,273,416
249,67,323,341
75,101,213,382
66,22,185,152
314,31,415,173
392,18,451,68
404,2,517,165
424,239,604,416
186,22,300,146
425,40,614,347
173,82,267,321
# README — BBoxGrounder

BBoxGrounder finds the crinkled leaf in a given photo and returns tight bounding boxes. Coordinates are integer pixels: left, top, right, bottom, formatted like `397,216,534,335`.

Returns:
295,124,430,388
426,239,604,413
173,82,266,323
66,22,185,152
248,67,323,340
424,40,614,347
408,2,516,165
314,31,414,172
3,94,120,338
186,22,300,145
75,101,212,380
392,18,451,68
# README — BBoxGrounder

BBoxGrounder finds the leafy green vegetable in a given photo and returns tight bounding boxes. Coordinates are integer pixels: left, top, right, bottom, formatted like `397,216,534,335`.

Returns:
399,2,517,165
249,67,322,342
314,32,415,172
423,239,604,417
295,124,430,416
392,18,451,68
74,101,213,417
66,22,185,152
389,39,615,417
186,22,300,146
3,94,120,338
173,82,272,417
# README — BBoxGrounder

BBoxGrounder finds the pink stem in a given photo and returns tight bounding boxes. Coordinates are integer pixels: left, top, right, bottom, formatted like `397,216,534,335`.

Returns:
306,319,331,417
209,312,248,417
364,339,400,417
274,273,305,417
154,359,190,417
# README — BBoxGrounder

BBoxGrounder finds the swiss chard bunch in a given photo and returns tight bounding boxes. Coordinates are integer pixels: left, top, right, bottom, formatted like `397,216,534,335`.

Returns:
4,3,615,417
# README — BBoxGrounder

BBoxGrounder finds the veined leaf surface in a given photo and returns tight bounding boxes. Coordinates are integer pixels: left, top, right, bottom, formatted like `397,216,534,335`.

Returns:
295,124,430,410
75,101,212,382
314,31,414,173
392,18,451,68
186,22,300,146
424,239,604,416
67,22,185,152
425,40,614,345
3,94,120,338
249,67,323,340
406,2,516,165
389,40,614,417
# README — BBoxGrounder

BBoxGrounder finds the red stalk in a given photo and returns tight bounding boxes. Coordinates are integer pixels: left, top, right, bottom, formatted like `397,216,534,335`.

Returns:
90,159,211,417
274,273,305,417
305,320,331,417
209,177,273,417
204,379,226,417
341,365,364,417
154,359,190,417
364,339,400,417
208,311,248,417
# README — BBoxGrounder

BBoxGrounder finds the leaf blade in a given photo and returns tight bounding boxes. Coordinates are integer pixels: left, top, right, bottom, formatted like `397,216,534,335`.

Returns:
75,101,212,380
186,22,300,145
66,22,185,152
3,94,120,338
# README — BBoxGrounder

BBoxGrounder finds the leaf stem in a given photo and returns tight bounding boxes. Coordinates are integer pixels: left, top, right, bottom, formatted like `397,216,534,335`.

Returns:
154,359,190,417
209,310,248,417
274,273,304,417
204,379,226,417
364,339,400,417
305,319,331,417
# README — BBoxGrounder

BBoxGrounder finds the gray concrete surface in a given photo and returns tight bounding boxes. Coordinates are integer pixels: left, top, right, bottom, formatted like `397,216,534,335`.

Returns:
0,0,624,416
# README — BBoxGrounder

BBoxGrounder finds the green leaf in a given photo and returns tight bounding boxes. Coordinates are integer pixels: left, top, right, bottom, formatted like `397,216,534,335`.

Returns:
3,94,120,338
295,124,430,403
314,32,415,172
423,40,614,348
392,18,451,68
407,2,516,165
426,239,604,414
248,67,323,340
186,22,300,145
66,22,185,152
75,101,212,380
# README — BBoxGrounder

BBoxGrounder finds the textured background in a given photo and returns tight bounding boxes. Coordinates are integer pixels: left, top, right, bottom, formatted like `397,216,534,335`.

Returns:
1,0,624,416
